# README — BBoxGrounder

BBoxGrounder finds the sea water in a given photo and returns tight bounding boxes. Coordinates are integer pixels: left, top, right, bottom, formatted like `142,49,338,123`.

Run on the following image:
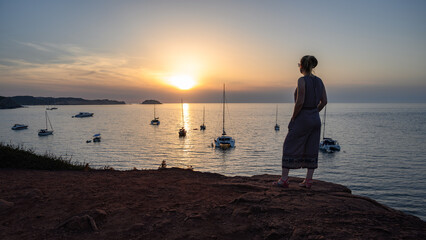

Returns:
1,103,425,220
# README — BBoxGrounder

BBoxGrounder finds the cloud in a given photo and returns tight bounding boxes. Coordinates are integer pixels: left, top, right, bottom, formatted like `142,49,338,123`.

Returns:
18,42,51,52
0,42,164,92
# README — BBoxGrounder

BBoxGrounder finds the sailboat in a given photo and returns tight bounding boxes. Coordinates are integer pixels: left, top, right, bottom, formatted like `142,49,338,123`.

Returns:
178,99,186,137
38,111,54,136
214,84,235,149
200,106,206,130
150,104,160,125
319,106,340,153
93,133,101,142
46,100,58,110
46,104,58,110
274,105,280,131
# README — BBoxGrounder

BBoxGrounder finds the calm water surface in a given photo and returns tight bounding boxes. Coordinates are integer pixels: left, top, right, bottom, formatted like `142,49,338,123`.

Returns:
1,103,425,220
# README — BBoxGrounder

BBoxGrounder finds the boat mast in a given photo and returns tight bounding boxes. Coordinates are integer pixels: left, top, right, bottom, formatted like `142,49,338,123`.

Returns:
45,111,48,129
322,106,327,139
222,84,226,135
181,99,184,128
275,105,278,125
203,106,205,125
154,104,156,118
46,111,53,130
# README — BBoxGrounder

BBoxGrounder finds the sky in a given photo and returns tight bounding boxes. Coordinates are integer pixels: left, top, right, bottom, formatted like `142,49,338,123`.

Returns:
1,0,425,103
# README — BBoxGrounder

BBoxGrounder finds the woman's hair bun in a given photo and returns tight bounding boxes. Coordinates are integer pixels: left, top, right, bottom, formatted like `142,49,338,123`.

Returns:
300,55,318,73
309,56,318,68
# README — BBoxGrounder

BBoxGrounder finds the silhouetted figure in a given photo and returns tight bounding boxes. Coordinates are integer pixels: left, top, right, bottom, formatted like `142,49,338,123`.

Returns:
274,55,328,188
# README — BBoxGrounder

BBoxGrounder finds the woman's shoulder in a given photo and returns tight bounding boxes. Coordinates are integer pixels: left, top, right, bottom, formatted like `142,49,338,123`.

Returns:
314,75,325,88
298,75,323,84
312,75,323,83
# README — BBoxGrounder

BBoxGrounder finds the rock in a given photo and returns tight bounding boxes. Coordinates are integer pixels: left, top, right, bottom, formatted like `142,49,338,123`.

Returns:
232,207,251,216
58,214,98,232
128,222,146,231
87,215,99,231
184,213,203,222
265,231,282,240
25,189,43,199
57,209,106,232
0,199,14,212
90,209,107,220
141,99,162,104
250,206,262,214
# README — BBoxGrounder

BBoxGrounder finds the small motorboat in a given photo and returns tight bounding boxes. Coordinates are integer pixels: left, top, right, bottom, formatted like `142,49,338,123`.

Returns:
73,112,94,118
319,138,340,153
179,127,187,137
93,133,101,142
11,124,28,130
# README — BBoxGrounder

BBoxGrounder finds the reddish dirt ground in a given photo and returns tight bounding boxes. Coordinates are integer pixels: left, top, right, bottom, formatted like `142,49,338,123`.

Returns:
1,168,425,239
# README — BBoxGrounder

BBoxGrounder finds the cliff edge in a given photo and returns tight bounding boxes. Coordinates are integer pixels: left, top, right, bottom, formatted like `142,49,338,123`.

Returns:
0,168,424,239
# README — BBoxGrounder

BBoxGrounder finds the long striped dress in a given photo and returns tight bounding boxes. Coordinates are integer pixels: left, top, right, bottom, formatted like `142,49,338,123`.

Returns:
282,75,325,169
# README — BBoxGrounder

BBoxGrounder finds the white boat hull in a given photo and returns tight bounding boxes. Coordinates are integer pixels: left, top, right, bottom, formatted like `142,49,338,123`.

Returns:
215,136,235,149
319,138,340,153
38,129,53,136
74,112,94,118
12,124,28,130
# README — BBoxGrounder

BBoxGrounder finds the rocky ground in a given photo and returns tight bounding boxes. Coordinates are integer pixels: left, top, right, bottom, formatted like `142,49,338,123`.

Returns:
1,168,425,239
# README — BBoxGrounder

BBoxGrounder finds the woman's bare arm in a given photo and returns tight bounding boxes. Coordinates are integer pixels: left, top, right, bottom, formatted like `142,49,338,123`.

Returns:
317,86,328,112
291,77,305,121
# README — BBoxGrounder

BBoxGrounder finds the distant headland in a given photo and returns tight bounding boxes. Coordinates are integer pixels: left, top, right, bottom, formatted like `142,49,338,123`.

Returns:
0,96,23,109
141,99,162,104
2,96,125,107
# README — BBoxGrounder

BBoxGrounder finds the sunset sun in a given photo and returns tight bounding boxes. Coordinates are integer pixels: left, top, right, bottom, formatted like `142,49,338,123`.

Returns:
168,74,196,90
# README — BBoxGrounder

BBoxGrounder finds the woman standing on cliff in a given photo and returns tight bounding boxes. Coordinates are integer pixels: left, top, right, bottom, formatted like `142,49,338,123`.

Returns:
274,55,327,188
